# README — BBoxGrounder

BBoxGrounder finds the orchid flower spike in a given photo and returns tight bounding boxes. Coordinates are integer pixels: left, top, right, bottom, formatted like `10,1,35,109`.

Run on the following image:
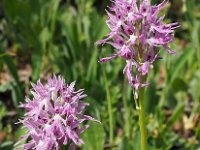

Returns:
96,0,179,98
15,75,99,150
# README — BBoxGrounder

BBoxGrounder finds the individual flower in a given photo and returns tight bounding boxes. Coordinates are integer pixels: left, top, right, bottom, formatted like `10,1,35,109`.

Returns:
96,0,179,98
15,75,99,150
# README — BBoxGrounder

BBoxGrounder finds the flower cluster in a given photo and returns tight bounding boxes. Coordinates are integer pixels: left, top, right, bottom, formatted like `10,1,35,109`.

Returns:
15,75,98,150
97,0,178,98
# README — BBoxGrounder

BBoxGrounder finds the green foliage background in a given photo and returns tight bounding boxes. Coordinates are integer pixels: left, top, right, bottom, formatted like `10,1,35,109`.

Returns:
0,0,199,149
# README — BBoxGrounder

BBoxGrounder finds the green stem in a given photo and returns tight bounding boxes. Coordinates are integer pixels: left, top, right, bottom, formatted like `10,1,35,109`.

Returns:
138,88,147,150
103,68,114,145
138,87,147,150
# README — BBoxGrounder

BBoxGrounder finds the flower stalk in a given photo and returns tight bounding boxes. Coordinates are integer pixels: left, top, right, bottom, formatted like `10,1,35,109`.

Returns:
134,75,147,150
138,84,147,150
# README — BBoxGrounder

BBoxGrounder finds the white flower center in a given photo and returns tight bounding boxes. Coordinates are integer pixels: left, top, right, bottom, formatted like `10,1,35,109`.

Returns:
130,34,137,41
53,114,61,120
38,140,44,147
51,91,57,101
117,20,123,27
127,12,133,19
127,34,137,44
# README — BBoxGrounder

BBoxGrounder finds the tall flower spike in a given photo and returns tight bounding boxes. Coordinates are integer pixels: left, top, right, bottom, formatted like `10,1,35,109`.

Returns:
97,0,179,97
15,75,99,150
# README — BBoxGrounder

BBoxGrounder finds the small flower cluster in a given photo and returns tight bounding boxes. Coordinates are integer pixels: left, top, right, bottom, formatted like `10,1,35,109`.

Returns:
15,75,98,150
97,0,178,98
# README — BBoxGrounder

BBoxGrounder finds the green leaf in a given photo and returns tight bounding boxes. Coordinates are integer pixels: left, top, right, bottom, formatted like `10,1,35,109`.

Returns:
0,54,23,104
14,126,27,142
172,78,188,93
0,82,11,92
0,102,6,130
189,69,200,101
133,131,141,150
118,137,133,150
163,103,184,132
82,123,105,150
31,44,43,82
169,47,194,85
0,141,13,150
145,80,159,113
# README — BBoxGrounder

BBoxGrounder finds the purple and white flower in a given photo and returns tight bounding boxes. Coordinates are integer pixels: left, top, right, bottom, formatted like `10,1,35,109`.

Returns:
97,0,179,98
15,75,99,150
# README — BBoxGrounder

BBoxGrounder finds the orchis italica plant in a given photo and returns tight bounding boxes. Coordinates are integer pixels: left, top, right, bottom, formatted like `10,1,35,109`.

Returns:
96,0,178,149
15,75,99,150
97,0,179,98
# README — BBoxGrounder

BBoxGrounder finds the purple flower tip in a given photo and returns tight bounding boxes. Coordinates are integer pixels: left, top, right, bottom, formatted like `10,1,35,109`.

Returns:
15,75,99,150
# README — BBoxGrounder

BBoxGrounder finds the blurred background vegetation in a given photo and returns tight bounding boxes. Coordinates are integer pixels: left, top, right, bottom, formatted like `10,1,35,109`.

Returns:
0,0,199,149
